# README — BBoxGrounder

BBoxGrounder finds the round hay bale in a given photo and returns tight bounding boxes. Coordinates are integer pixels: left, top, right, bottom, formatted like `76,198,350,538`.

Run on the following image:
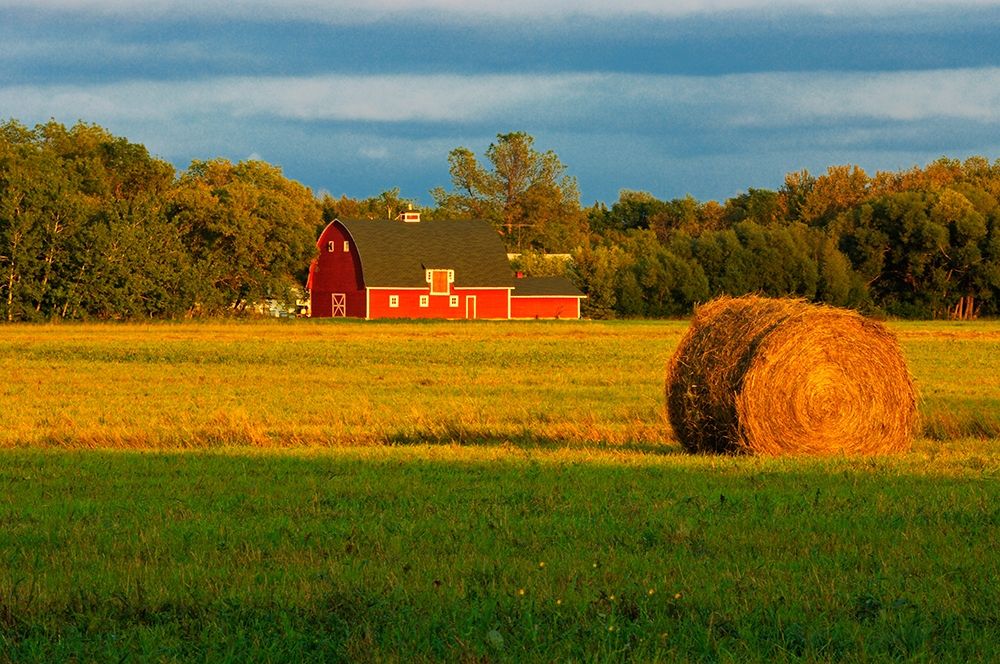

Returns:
666,295,917,456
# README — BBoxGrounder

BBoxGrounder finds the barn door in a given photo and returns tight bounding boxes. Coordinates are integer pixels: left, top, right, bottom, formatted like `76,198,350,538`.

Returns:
331,293,346,317
465,295,477,320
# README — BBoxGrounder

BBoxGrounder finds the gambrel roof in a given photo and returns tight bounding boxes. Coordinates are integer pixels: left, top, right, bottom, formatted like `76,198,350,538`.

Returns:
338,218,515,288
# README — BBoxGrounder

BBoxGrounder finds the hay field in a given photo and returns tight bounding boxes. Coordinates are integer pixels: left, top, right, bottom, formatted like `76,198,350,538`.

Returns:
2,318,998,449
1,320,999,661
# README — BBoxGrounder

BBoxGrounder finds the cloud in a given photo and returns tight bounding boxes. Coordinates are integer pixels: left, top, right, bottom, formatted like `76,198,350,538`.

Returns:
4,68,997,202
4,68,999,130
0,74,589,125
788,69,1000,121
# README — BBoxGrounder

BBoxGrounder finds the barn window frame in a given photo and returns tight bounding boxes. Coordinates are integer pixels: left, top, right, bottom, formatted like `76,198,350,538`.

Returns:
419,295,429,308
427,269,454,295
449,295,459,307
327,241,335,252
389,295,399,308
343,241,350,252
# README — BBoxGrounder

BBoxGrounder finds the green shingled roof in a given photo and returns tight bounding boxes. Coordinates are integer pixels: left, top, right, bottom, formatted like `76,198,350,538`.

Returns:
338,218,515,288
512,275,585,297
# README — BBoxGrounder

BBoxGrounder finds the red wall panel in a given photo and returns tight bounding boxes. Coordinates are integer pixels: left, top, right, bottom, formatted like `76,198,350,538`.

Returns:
510,297,581,319
369,289,511,319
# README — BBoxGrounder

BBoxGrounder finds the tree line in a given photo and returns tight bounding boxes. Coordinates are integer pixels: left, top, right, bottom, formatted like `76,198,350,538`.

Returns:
571,161,1000,319
1,120,321,320
3,120,999,320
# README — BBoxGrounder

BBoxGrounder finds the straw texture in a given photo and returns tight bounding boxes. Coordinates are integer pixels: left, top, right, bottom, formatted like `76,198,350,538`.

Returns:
666,296,918,455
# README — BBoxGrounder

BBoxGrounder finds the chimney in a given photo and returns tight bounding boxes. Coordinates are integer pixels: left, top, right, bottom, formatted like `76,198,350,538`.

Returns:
395,203,420,223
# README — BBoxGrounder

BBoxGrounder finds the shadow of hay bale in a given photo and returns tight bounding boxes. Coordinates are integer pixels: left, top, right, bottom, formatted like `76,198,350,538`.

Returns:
666,296,918,456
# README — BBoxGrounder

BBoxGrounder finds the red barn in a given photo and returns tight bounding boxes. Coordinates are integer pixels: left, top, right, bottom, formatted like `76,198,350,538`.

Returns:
308,213,585,320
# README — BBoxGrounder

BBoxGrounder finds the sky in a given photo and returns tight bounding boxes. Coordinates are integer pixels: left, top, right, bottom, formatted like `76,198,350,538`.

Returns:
3,1,1000,205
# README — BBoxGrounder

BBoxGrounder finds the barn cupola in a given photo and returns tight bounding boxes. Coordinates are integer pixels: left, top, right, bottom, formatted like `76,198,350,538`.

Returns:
395,204,421,223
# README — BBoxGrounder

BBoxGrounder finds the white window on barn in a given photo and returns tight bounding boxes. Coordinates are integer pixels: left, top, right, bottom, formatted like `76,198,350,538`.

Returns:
449,295,459,307
419,295,429,308
389,295,399,308
343,241,350,252
327,241,335,252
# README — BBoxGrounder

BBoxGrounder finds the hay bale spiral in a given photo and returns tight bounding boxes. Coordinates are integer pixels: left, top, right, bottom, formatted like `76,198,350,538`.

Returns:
666,296,917,456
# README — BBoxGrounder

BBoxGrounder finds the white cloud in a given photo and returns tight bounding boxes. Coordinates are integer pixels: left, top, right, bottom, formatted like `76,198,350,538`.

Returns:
788,69,1000,121
5,68,1000,129
0,73,592,125
359,146,390,160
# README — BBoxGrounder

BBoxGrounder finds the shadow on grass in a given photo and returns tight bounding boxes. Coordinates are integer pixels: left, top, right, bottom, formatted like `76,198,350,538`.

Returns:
1,448,999,662
383,426,684,456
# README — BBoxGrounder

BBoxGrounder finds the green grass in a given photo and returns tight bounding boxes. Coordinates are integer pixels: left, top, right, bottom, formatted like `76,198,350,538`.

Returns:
1,319,999,661
2,446,998,662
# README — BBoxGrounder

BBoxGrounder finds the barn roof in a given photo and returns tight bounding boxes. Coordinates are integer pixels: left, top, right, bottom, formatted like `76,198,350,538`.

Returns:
512,276,585,298
338,218,514,288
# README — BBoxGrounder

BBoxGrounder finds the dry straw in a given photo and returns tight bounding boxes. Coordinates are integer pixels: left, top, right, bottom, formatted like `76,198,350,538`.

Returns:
666,296,918,456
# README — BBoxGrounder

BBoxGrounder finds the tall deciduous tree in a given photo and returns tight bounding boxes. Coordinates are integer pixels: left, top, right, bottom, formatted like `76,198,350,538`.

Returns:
432,132,586,251
167,159,322,313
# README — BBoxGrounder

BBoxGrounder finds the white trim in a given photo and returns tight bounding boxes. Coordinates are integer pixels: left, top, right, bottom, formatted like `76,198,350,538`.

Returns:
388,295,400,308
506,290,511,320
577,297,581,319
449,295,459,307
419,295,429,308
343,240,350,252
367,286,514,291
365,288,371,320
466,295,477,319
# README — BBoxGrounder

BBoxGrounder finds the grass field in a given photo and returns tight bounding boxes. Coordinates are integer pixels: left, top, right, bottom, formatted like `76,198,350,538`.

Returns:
1,320,999,661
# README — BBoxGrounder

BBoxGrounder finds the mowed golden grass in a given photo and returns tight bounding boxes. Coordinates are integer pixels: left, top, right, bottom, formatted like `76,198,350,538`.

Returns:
1,318,998,450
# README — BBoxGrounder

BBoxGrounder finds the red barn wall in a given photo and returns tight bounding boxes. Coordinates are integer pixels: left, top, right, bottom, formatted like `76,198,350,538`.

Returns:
309,222,366,318
369,288,511,319
511,296,581,320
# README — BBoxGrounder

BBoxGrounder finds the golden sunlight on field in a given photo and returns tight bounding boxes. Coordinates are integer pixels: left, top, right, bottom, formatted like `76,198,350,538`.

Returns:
1,319,997,449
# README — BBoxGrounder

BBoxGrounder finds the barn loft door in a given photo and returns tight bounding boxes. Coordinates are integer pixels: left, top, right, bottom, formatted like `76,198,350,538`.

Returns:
331,293,347,317
431,270,449,294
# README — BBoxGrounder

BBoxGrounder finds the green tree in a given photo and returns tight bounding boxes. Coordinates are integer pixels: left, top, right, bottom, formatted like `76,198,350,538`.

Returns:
432,132,586,251
0,134,49,321
602,190,670,231
797,165,871,226
724,188,787,226
622,231,709,316
569,244,630,319
167,159,322,313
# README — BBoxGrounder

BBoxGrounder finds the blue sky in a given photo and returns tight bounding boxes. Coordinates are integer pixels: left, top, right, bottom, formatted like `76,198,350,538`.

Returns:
3,1,1000,205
